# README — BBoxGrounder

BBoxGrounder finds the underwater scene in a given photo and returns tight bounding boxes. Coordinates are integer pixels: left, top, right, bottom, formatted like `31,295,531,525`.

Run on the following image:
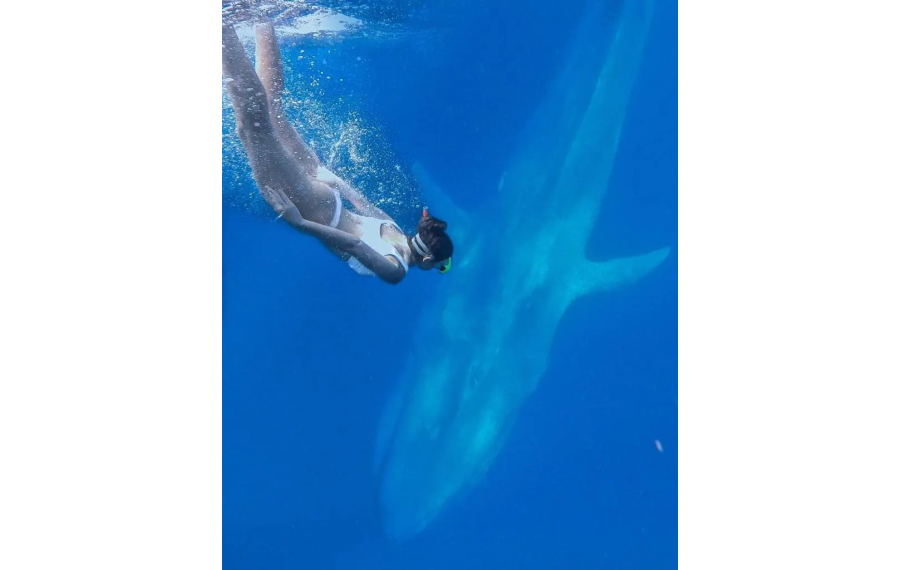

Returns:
222,0,677,567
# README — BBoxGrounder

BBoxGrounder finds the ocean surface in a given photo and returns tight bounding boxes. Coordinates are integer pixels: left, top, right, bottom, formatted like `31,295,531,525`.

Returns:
222,0,677,567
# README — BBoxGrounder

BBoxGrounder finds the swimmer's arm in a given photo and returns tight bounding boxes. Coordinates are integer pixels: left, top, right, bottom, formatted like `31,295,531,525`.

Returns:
261,185,404,284
297,220,406,284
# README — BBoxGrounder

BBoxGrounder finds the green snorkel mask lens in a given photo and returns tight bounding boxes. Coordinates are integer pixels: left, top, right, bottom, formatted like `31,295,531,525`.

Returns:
438,257,452,274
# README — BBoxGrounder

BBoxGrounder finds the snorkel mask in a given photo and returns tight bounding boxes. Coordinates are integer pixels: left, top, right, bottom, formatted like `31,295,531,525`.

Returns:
413,207,452,274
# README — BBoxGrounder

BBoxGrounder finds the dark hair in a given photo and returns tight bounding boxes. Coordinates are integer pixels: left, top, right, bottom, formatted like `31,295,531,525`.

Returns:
417,215,454,261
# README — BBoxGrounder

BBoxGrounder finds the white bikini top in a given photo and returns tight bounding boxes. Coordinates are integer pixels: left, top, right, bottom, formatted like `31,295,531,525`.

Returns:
347,215,409,277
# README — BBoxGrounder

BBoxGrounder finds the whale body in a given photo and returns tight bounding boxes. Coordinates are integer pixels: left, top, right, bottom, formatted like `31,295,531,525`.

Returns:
374,0,668,539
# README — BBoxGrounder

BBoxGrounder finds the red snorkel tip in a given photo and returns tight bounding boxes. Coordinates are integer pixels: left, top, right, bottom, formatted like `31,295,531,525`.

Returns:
422,207,429,219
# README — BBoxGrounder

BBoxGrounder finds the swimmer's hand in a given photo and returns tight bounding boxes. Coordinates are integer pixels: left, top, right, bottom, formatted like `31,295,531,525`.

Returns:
261,185,304,227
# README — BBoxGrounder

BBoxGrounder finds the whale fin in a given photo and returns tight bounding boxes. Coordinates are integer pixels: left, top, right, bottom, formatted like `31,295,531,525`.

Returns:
411,162,470,224
568,246,670,301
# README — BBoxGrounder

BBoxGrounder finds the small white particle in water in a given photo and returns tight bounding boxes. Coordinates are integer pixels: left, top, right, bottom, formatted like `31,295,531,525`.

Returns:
224,77,233,83
254,122,260,127
655,440,664,452
357,56,362,61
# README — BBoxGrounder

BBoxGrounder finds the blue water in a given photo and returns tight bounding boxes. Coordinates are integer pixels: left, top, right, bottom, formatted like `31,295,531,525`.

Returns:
223,0,677,568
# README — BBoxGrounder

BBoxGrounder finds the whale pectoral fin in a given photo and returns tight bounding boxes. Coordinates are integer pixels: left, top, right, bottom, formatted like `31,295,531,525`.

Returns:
569,246,671,300
411,161,470,224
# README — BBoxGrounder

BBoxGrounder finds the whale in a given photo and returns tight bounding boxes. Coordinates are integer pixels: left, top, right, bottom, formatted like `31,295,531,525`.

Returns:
373,0,669,540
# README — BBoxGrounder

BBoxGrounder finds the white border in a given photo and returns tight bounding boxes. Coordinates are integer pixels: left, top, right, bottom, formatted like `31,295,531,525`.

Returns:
0,3,222,568
680,0,900,567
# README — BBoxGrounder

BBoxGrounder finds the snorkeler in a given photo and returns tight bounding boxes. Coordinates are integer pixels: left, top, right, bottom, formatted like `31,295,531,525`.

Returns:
222,22,453,284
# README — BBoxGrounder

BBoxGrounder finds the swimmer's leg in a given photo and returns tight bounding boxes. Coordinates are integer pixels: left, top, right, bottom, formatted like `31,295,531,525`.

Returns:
222,24,275,147
255,22,321,178
223,25,337,225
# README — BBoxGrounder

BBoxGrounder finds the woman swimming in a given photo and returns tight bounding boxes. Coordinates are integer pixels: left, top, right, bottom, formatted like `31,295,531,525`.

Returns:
222,22,454,285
